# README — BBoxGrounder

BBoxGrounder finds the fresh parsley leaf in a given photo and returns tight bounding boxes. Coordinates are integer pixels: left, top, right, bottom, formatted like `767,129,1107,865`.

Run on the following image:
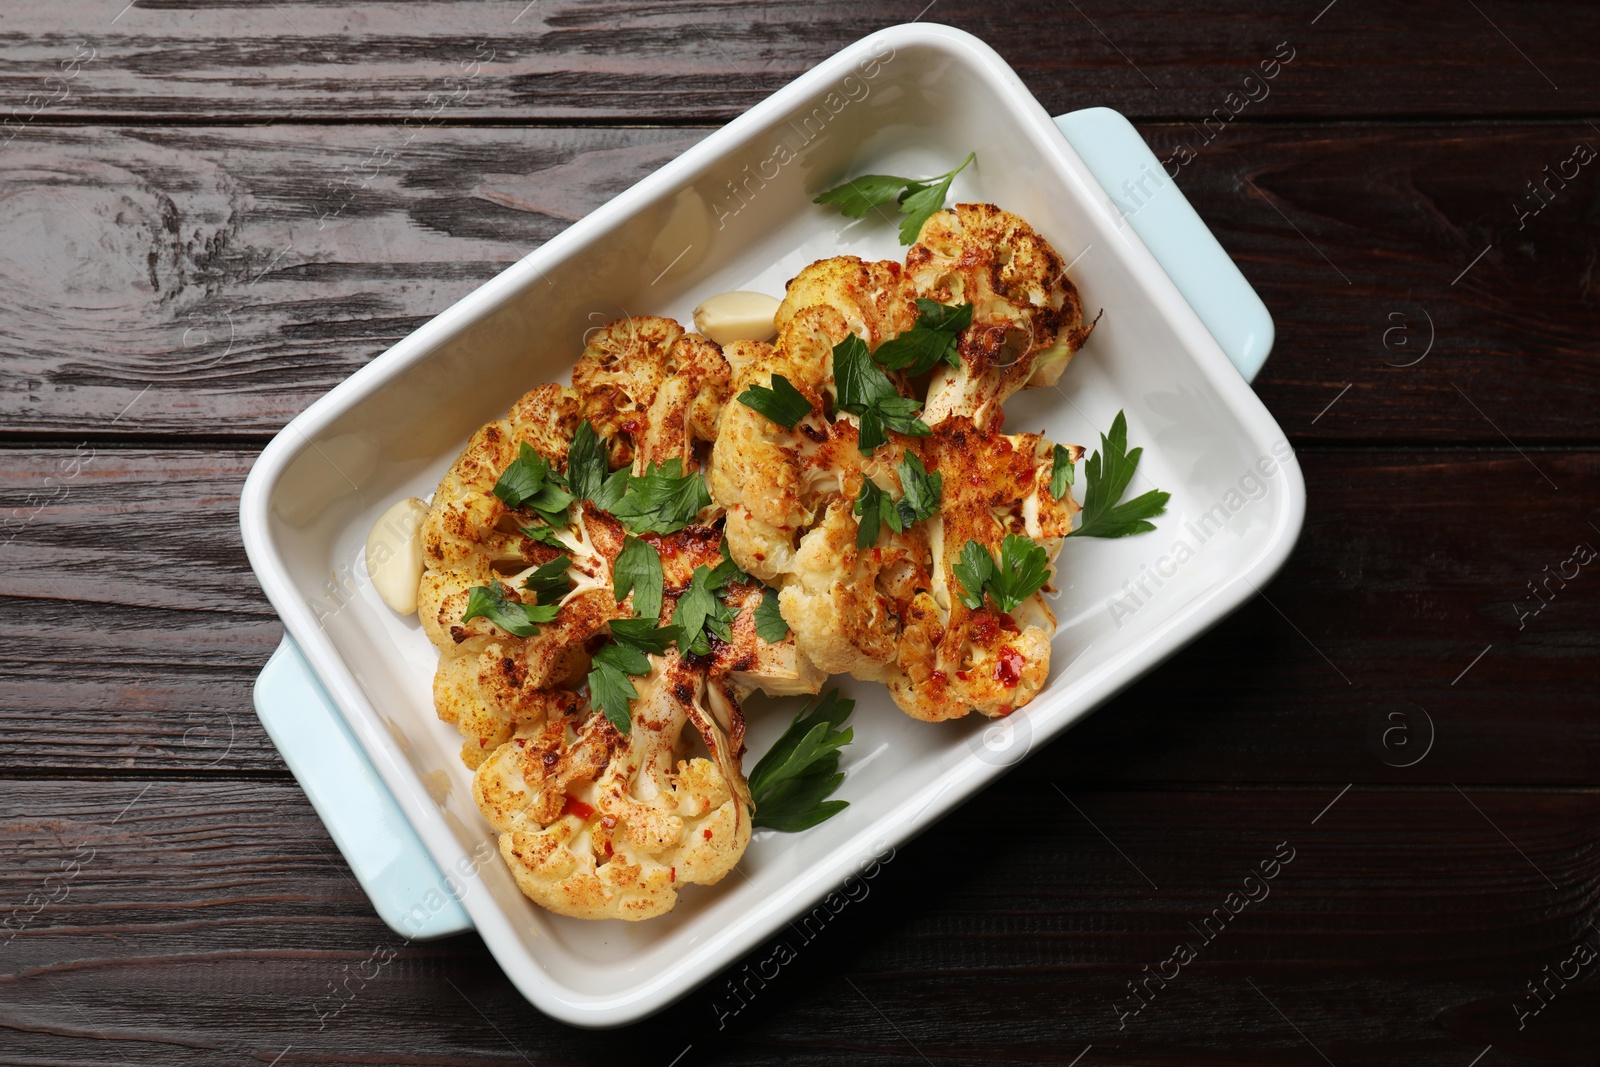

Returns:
913,298,975,333
854,455,942,548
708,536,750,588
613,536,664,621
607,459,711,535
832,334,888,411
754,586,789,644
853,477,901,548
492,442,548,508
587,623,672,737
566,421,609,503
736,373,812,429
593,640,650,678
812,173,920,218
873,299,974,376
461,582,560,638
896,453,942,525
1049,443,1077,500
990,534,1052,612
951,535,1052,613
609,617,677,654
519,523,566,549
749,689,853,832
670,564,738,656
832,334,931,454
1075,410,1170,538
587,654,638,736
952,540,996,611
492,442,574,526
592,466,630,514
872,326,954,376
898,152,975,244
521,555,573,602
813,153,976,245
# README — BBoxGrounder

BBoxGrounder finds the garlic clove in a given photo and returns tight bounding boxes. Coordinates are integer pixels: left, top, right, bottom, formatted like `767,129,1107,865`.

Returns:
366,497,429,615
692,290,780,345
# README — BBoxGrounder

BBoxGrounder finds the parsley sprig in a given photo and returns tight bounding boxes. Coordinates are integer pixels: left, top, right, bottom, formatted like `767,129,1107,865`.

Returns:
754,586,789,643
1049,443,1076,500
749,689,854,832
813,152,976,245
853,453,943,548
873,300,974,376
461,581,561,638
519,522,566,548
586,617,677,737
521,555,573,601
598,458,712,535
493,443,575,527
736,373,813,429
1075,411,1170,538
832,334,931,454
613,536,664,621
670,564,740,656
953,534,1052,614
565,421,609,503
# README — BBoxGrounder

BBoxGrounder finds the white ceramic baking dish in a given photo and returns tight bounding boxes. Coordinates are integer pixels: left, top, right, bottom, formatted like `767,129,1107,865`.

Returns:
241,22,1302,1028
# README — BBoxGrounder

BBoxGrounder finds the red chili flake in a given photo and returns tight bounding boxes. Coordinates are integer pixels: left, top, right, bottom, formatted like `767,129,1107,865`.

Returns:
670,866,677,883
930,670,947,685
996,611,1020,633
996,704,1014,717
873,547,882,563
561,796,595,820
969,609,999,646
995,646,1024,688
955,670,970,682
703,828,713,841
603,841,614,858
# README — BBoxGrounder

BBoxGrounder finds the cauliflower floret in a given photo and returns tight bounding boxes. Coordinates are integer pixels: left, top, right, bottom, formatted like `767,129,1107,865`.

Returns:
779,500,897,676
709,582,828,697
774,255,917,351
709,307,862,583
472,654,751,921
862,418,1082,721
908,204,1097,429
420,505,630,766
571,315,730,472
713,245,1092,718
418,385,636,765
421,384,580,572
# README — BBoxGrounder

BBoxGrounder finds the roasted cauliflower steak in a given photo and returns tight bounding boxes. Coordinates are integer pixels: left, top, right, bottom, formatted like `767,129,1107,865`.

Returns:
711,204,1096,722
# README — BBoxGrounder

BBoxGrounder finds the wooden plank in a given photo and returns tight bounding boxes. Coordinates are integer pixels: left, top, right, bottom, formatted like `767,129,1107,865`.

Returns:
1,1,1592,123
0,778,1593,1063
3,123,1598,442
3,447,1596,782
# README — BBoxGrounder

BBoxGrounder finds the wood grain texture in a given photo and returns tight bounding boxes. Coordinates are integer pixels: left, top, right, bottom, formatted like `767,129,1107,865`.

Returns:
3,123,1599,442
0,777,1594,1065
4,447,1596,783
1,1,1595,1060
0,0,1593,123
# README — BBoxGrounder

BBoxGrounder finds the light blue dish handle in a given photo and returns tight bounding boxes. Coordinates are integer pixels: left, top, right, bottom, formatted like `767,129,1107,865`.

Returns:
252,108,1271,936
254,637,473,939
1053,107,1274,383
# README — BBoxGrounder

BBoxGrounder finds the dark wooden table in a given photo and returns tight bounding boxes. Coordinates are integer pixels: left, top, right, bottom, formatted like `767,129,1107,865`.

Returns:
3,2,1597,1064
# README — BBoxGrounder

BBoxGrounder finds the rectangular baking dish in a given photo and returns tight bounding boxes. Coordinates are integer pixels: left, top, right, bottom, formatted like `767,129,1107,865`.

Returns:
241,22,1303,1028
